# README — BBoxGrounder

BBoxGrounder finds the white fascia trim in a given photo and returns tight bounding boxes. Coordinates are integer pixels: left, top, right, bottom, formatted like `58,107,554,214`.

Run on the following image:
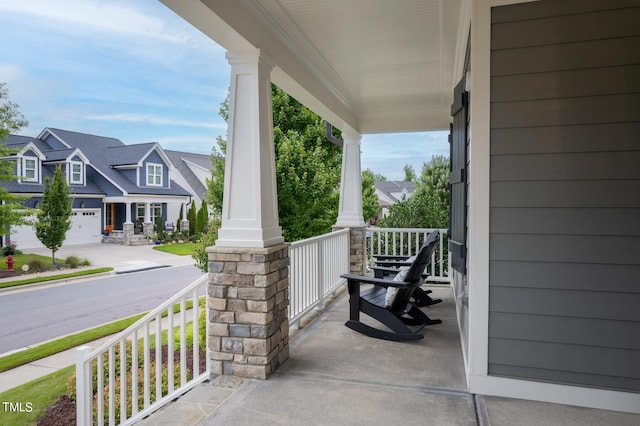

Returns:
67,148,90,164
182,158,210,173
18,142,46,160
470,374,640,414
141,144,175,170
38,128,71,148
104,195,189,204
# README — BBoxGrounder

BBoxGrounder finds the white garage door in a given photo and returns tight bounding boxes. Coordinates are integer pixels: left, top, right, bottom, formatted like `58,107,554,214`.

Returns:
10,208,102,249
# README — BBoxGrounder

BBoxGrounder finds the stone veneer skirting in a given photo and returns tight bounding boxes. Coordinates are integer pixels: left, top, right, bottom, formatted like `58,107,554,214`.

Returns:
206,243,290,380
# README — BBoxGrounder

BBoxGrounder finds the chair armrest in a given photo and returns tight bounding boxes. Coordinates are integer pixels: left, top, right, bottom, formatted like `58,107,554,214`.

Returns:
373,255,410,261
341,273,423,289
375,260,412,268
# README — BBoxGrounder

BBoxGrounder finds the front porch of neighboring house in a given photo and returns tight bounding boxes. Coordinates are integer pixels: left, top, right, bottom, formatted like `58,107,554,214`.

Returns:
101,199,189,245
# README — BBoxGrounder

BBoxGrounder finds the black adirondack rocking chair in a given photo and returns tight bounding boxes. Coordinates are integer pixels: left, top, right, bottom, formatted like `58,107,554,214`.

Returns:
341,231,442,341
371,254,442,307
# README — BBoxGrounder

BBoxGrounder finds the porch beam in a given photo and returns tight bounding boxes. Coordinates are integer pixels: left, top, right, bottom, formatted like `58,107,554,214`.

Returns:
216,49,284,248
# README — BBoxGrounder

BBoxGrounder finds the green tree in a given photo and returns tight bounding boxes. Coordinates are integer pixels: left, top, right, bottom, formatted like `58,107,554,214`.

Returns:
187,201,197,235
195,201,208,235
176,203,183,231
361,169,379,223
417,155,450,205
0,83,32,237
377,156,451,230
377,191,448,230
36,166,72,263
207,85,342,241
0,83,28,141
193,218,221,272
403,164,416,182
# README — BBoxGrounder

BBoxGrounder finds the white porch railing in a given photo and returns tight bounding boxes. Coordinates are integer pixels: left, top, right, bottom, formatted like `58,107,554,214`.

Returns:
367,227,450,283
288,228,350,328
76,274,208,426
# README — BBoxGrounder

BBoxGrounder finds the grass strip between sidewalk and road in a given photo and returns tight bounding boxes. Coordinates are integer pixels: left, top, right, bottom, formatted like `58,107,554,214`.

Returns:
0,365,75,425
0,267,113,290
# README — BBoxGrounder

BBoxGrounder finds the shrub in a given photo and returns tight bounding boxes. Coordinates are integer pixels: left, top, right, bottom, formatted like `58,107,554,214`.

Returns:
2,242,20,256
27,259,47,273
173,308,207,352
64,256,90,268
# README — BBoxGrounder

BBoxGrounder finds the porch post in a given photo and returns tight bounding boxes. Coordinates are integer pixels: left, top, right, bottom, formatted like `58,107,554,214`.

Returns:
143,203,153,237
215,49,283,249
123,202,134,245
334,131,366,275
207,48,289,380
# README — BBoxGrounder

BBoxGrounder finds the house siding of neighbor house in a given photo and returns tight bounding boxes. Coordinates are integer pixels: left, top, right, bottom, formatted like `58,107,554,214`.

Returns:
488,0,640,392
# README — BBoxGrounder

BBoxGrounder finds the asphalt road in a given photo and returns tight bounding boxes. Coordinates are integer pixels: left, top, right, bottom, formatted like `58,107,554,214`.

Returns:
0,265,205,354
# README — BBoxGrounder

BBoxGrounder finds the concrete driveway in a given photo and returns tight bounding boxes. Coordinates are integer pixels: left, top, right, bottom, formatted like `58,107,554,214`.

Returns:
24,242,197,273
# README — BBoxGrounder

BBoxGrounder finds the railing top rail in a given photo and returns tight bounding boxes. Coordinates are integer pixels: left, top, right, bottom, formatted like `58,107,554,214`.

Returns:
368,227,446,233
85,273,208,359
289,227,349,248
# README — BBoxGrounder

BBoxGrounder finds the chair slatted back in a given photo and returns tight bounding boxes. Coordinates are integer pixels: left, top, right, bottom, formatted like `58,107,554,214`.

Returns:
388,231,439,311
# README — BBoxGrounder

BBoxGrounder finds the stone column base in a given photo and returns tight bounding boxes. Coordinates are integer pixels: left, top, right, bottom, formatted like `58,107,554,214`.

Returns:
333,226,366,275
207,243,290,379
142,222,154,237
123,222,135,245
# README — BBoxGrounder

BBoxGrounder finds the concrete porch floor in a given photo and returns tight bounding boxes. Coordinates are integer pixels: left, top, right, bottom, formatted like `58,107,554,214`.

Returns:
137,286,639,425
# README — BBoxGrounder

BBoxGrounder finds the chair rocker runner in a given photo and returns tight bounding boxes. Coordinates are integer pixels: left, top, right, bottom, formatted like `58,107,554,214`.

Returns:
341,231,442,341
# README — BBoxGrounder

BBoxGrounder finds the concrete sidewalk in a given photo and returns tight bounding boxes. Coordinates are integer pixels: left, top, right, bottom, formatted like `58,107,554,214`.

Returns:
137,287,640,426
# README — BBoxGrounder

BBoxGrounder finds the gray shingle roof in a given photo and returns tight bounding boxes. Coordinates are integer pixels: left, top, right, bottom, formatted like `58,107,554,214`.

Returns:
164,149,211,199
44,128,190,196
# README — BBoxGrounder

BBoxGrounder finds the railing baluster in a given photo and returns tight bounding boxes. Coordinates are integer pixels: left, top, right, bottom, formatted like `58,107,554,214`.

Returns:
120,339,127,423
143,322,150,408
132,329,138,417
108,346,115,426
155,313,162,401
192,290,199,376
180,299,187,387
168,305,174,393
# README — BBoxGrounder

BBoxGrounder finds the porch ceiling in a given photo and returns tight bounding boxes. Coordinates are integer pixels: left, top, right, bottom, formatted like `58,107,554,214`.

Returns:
160,0,469,134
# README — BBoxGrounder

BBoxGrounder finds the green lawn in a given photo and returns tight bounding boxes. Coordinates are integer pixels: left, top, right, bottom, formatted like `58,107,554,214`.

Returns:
152,242,197,256
0,365,75,425
0,253,62,271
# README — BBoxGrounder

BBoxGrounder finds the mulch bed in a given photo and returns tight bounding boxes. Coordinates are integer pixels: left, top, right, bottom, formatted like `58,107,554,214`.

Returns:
0,269,22,279
36,345,207,425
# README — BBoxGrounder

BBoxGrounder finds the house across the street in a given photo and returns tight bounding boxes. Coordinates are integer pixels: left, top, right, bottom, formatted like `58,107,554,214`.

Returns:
2,128,211,249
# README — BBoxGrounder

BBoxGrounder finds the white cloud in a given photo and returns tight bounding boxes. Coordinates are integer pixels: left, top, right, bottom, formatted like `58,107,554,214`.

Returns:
0,0,194,44
85,113,226,130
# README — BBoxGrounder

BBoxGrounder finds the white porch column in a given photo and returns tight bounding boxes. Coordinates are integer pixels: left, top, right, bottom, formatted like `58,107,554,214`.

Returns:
124,202,132,224
144,203,151,223
216,49,283,248
335,131,365,227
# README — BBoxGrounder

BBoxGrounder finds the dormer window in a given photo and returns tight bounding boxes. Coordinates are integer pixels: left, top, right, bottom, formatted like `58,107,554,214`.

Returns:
70,161,84,184
147,163,162,186
23,158,37,182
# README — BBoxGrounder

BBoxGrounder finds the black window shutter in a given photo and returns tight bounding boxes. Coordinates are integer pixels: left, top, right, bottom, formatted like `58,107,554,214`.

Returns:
449,76,468,274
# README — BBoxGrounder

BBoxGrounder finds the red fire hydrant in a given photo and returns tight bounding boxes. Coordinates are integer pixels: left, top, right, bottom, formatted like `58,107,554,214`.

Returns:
6,255,14,271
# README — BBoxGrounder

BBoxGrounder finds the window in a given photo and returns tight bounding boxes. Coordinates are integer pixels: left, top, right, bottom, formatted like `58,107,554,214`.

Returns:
147,163,162,186
70,161,83,184
23,158,37,181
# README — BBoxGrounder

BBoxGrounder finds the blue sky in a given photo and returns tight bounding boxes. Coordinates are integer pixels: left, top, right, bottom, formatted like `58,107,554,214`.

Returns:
0,0,449,181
